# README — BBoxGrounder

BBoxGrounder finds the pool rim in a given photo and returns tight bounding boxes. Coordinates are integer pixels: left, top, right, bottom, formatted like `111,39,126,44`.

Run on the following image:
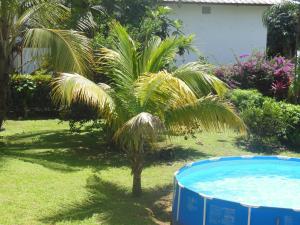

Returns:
174,155,300,211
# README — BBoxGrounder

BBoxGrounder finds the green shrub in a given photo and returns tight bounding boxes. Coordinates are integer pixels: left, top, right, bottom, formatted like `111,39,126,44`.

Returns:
229,89,300,147
278,102,300,146
289,56,300,103
59,102,100,132
229,89,265,110
241,98,286,143
9,74,56,118
9,73,101,122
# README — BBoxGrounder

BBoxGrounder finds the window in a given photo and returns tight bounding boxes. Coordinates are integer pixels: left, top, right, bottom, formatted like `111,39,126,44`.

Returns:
202,6,211,14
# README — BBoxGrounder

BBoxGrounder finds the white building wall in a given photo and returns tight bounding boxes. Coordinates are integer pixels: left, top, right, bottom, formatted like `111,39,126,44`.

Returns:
167,3,269,65
13,48,47,74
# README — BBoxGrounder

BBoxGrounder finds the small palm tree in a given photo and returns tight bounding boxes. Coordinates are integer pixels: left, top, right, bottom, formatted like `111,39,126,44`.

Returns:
53,23,246,196
0,0,93,129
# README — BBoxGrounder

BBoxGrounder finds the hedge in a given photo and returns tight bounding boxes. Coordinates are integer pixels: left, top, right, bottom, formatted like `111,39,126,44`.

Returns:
229,89,300,147
8,74,57,118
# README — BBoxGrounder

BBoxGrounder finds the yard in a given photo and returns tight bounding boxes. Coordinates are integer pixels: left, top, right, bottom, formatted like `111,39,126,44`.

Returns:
0,120,299,225
0,0,299,224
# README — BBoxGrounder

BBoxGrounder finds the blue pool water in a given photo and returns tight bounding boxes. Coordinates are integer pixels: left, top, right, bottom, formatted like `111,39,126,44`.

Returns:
177,158,300,209
172,156,300,225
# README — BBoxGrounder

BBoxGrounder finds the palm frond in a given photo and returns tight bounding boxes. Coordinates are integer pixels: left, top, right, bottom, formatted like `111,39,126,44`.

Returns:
173,62,228,97
98,23,138,89
20,0,50,8
165,95,246,134
114,112,165,151
139,37,161,73
24,28,93,74
16,1,70,32
98,47,136,90
135,71,197,114
107,22,138,77
76,12,97,34
141,36,182,73
52,73,114,116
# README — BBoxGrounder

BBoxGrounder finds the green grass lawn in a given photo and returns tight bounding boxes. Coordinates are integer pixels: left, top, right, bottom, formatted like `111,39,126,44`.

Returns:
0,120,299,225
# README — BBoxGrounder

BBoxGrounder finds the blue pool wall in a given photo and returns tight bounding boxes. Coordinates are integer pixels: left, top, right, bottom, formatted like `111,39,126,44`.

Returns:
172,156,300,225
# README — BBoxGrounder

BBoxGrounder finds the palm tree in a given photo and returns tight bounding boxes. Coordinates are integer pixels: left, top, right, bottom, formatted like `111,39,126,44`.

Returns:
0,0,93,129
52,23,246,197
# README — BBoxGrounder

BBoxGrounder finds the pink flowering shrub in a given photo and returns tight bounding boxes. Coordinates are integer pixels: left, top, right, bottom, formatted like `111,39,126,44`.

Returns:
215,52,295,100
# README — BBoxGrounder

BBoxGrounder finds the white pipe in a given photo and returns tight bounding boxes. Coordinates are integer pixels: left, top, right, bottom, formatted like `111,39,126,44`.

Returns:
209,157,221,161
185,162,194,167
277,155,290,160
241,155,254,159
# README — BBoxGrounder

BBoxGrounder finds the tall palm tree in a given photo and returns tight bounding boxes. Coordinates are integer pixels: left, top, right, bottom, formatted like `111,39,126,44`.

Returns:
0,0,93,129
52,23,246,197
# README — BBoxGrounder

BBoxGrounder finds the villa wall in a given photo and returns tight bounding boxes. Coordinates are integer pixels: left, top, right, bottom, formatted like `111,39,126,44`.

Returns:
167,3,269,65
13,48,47,74
15,4,270,73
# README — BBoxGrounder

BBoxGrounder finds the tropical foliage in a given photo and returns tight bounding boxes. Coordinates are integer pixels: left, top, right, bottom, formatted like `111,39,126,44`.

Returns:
289,8,300,104
215,52,295,100
229,89,300,147
64,0,192,61
289,56,300,103
52,23,246,196
66,0,185,42
0,0,93,129
263,1,298,58
9,73,56,118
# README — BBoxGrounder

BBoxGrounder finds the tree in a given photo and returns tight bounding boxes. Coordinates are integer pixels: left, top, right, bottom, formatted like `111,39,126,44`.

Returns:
263,2,298,58
288,4,300,103
0,0,93,129
65,0,160,34
52,23,246,196
65,0,187,52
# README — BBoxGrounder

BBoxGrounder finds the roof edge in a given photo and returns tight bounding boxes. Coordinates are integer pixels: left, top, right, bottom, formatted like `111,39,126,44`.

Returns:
163,0,291,5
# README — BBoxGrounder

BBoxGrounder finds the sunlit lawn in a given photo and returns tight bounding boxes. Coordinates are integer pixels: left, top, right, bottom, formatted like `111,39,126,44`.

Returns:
0,120,299,225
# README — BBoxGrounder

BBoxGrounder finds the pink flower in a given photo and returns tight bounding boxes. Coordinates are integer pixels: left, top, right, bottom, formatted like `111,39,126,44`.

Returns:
239,54,250,59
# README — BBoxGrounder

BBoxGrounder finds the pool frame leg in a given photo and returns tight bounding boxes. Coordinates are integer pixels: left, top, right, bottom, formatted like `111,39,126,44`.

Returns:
176,185,182,222
202,197,207,225
247,207,252,225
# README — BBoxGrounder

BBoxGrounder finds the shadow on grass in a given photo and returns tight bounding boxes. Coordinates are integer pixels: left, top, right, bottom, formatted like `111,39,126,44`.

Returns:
235,137,289,155
41,175,173,225
217,139,228,143
0,130,129,172
0,125,208,225
148,145,210,166
0,129,208,173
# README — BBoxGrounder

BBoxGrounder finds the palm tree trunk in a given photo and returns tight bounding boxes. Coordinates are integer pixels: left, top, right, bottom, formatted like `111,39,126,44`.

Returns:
131,143,144,197
0,57,10,130
0,0,12,129
0,41,11,130
132,166,143,197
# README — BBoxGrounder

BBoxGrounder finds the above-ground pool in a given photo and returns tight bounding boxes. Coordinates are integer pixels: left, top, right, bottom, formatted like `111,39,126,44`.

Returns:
172,156,300,225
